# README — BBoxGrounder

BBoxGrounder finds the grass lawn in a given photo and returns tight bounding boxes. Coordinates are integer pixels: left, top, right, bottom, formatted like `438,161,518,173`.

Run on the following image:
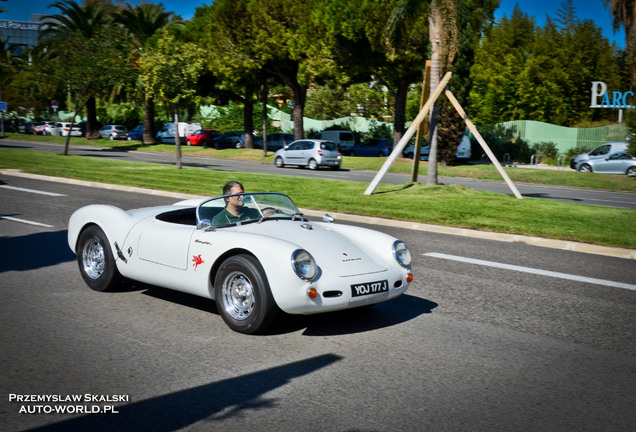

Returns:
1,144,634,249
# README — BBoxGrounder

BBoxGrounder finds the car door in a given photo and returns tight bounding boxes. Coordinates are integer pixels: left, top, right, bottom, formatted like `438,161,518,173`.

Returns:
597,152,633,174
284,141,304,165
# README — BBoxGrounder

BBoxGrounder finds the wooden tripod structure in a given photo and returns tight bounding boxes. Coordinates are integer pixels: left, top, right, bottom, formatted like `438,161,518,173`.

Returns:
364,72,522,199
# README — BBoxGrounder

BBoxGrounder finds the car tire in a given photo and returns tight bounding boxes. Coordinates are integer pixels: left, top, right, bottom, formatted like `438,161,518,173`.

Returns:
76,225,122,292
308,158,318,170
627,166,636,176
186,140,192,146
275,156,285,168
578,163,592,172
350,151,356,156
109,135,114,140
214,254,278,334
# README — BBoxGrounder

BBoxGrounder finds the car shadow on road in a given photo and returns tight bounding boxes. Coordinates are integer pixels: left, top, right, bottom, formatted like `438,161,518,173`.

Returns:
27,353,342,432
270,294,438,336
139,286,436,336
0,229,76,272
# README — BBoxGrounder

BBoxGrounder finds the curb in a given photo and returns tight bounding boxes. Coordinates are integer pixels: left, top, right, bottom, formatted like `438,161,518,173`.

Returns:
2,169,634,260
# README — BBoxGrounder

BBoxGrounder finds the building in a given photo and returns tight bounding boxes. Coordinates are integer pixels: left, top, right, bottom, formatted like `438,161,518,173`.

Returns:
0,14,47,55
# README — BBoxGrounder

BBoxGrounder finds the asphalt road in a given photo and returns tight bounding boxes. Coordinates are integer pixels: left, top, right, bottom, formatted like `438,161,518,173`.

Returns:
2,139,636,209
1,174,635,431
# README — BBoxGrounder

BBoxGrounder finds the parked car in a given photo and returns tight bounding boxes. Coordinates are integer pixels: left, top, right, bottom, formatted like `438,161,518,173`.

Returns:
261,133,294,151
576,152,636,175
156,122,202,143
99,125,129,140
67,191,413,334
312,130,356,154
403,135,472,161
33,121,56,135
18,121,33,134
185,129,221,146
570,142,629,170
55,122,82,137
127,125,144,141
274,139,342,170
213,131,263,149
349,138,393,157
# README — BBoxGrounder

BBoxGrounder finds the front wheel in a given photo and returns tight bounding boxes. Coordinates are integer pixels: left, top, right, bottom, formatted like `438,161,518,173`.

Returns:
275,156,285,168
627,166,636,176
186,140,192,146
578,163,592,173
308,158,318,170
76,225,122,292
214,255,278,334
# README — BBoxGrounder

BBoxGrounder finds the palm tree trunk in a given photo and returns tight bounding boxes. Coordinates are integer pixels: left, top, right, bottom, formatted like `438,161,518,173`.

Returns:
143,96,156,145
427,7,441,186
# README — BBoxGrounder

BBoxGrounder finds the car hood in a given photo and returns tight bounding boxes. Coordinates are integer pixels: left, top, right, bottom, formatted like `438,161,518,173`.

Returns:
238,220,388,277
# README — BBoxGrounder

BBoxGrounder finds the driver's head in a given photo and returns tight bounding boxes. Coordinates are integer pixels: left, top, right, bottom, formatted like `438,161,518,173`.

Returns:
222,181,244,196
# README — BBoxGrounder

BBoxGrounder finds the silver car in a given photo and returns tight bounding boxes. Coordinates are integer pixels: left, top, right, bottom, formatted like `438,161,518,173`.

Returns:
274,139,342,170
99,125,129,140
576,152,636,175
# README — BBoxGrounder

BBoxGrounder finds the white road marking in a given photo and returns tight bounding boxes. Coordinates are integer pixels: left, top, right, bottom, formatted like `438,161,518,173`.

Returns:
0,185,66,196
0,215,54,228
424,252,636,291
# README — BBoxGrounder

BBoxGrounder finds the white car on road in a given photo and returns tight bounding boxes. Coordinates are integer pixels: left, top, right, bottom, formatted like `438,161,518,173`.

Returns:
68,192,412,334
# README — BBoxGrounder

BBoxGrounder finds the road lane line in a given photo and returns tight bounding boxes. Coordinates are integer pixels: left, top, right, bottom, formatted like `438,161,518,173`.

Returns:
0,215,54,228
424,252,636,291
0,185,66,196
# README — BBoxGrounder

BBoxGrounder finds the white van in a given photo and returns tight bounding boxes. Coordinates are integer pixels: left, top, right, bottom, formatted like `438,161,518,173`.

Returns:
156,122,202,143
313,130,356,154
569,142,628,170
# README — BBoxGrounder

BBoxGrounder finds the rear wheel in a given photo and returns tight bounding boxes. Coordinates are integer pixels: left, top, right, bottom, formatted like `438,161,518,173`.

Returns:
76,225,122,292
308,158,318,170
214,254,277,334
578,163,592,172
275,156,285,168
627,166,636,176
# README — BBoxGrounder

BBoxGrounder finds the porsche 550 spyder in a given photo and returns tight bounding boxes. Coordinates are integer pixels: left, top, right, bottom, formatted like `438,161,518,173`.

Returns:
68,192,413,334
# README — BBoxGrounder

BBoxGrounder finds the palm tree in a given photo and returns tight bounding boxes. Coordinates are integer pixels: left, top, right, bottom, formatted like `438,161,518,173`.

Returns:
116,4,180,145
603,0,636,87
40,0,116,139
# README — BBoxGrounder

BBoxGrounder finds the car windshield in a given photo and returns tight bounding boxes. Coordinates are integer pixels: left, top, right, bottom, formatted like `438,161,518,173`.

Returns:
196,192,305,228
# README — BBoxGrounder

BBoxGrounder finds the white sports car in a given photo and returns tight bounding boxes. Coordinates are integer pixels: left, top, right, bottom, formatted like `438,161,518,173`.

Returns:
68,192,413,334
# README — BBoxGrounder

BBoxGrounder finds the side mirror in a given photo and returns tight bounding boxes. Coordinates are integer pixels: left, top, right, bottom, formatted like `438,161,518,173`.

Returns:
323,214,335,224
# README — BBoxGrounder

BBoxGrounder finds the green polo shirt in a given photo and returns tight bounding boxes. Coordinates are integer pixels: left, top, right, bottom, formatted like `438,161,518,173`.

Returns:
211,207,260,226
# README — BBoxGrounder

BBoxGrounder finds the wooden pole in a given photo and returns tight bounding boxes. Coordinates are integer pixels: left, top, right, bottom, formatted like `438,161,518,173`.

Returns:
444,89,523,199
364,72,452,195
412,61,431,182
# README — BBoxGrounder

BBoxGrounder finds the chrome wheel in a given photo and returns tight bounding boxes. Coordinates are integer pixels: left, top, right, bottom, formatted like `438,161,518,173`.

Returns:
578,164,592,172
214,254,277,334
82,237,105,280
221,271,255,321
275,156,284,168
308,158,318,170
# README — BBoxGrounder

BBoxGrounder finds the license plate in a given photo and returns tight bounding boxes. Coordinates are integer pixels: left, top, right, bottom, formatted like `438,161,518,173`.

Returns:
351,280,389,297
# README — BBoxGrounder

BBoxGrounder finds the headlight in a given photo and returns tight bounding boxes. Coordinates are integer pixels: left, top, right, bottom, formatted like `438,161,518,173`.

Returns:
393,240,411,268
291,249,317,281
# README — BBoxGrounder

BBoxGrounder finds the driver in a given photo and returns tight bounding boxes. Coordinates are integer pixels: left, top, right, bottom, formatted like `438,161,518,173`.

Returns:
211,181,261,225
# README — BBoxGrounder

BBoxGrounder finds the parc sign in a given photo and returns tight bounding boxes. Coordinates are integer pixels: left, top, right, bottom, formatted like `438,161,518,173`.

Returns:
590,81,633,109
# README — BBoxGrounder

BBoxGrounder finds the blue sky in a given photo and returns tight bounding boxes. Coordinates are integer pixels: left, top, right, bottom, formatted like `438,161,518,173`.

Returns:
0,0,627,47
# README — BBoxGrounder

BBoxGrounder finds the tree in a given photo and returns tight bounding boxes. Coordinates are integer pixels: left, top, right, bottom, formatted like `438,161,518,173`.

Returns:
40,0,118,140
603,0,636,87
139,31,205,168
116,3,181,145
323,0,430,147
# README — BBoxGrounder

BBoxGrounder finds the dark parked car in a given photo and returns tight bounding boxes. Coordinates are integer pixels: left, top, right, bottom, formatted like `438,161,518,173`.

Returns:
213,131,262,149
127,125,143,141
261,133,294,151
349,138,393,157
